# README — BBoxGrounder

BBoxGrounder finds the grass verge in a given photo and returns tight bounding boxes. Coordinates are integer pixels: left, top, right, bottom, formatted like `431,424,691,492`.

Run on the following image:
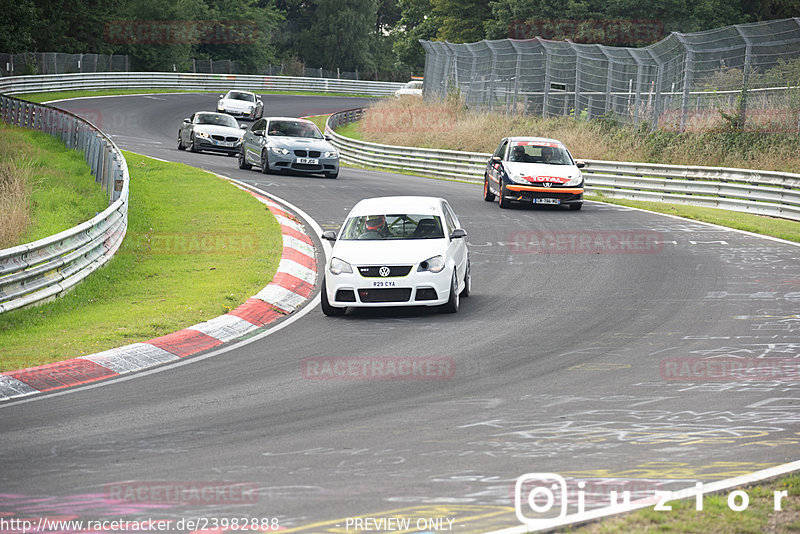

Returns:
0,151,282,372
569,472,800,533
0,123,108,248
19,88,380,104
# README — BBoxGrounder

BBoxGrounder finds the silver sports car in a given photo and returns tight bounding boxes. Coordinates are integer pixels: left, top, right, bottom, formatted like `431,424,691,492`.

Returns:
217,90,264,120
238,117,340,179
178,112,246,155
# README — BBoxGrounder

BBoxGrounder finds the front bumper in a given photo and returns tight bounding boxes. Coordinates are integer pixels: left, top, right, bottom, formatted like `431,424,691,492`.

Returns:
218,106,258,119
504,183,584,206
194,137,242,154
269,152,340,176
325,268,453,307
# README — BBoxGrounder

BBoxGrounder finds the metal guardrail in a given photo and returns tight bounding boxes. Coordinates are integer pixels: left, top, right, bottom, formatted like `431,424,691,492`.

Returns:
326,108,800,222
0,72,404,97
0,95,129,313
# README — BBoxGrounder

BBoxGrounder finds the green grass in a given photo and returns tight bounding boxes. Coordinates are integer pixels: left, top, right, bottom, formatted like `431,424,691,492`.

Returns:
334,122,363,140
305,114,331,131
568,473,800,533
0,123,108,246
586,193,800,242
0,152,282,371
19,88,380,104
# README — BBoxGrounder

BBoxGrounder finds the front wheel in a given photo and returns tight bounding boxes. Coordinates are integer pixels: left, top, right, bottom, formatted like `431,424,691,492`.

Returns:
260,150,271,174
440,271,460,313
177,133,185,150
189,134,199,153
483,175,495,201
325,171,339,179
570,203,583,211
498,184,511,209
238,149,252,170
320,279,346,316
460,260,471,297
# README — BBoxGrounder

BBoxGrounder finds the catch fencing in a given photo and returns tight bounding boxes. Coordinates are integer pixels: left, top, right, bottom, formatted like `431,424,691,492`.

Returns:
421,18,800,132
0,53,130,77
0,95,129,313
0,72,403,97
326,108,800,221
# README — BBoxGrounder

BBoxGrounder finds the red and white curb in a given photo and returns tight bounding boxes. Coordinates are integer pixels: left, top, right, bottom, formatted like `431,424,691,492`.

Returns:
0,190,318,402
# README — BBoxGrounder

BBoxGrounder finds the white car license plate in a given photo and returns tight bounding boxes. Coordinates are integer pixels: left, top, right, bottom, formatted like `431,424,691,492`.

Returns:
215,140,234,147
297,158,319,165
372,281,395,287
534,198,560,205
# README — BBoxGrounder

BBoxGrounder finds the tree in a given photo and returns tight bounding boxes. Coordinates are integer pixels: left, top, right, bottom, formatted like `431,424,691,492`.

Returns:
111,0,211,72
196,0,284,73
30,0,123,54
392,0,438,71
300,0,379,72
0,0,36,53
431,0,490,42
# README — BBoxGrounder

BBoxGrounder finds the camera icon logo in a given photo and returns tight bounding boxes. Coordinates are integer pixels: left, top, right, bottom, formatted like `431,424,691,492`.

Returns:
515,473,569,526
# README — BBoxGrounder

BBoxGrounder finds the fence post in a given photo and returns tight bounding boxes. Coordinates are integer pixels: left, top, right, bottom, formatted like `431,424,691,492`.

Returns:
570,42,581,119
735,25,753,131
542,39,551,118
674,33,694,132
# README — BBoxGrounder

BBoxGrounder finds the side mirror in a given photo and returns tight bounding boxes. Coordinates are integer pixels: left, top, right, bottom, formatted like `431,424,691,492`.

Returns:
240,125,248,129
321,230,337,241
324,134,332,141
253,130,263,136
491,156,501,162
219,95,224,99
450,228,467,239
183,118,190,123
576,161,586,168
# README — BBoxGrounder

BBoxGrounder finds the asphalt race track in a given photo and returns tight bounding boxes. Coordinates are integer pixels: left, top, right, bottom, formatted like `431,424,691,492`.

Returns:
1,93,799,532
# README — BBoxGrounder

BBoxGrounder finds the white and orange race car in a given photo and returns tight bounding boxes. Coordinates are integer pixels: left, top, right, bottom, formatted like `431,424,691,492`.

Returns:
484,137,585,210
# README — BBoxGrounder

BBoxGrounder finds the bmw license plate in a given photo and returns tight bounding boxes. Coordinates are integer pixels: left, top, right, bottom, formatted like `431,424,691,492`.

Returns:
297,157,319,165
215,140,234,147
534,198,560,205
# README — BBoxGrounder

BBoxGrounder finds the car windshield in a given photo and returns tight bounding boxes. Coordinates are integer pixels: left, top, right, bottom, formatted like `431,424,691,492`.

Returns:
226,92,255,102
339,214,445,240
267,120,323,139
195,114,239,128
508,142,573,165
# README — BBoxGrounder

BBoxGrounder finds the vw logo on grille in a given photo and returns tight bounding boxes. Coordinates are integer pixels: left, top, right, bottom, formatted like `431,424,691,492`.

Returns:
379,266,391,277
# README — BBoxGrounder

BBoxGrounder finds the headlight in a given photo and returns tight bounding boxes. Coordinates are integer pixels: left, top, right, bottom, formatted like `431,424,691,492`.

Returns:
195,131,210,139
511,173,530,184
271,146,290,155
329,257,352,275
418,255,445,273
564,174,582,186
324,150,338,158
217,100,224,107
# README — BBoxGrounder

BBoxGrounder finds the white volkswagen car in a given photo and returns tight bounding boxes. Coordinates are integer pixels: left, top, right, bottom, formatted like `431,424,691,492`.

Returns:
217,90,264,120
320,197,470,315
